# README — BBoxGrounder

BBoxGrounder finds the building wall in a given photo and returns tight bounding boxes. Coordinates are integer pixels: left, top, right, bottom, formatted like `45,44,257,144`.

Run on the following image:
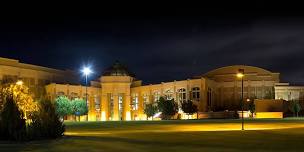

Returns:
45,83,101,121
204,65,279,111
0,57,79,99
44,65,282,121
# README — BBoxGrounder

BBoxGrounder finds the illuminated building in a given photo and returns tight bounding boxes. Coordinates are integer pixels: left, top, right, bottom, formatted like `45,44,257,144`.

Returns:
0,57,298,121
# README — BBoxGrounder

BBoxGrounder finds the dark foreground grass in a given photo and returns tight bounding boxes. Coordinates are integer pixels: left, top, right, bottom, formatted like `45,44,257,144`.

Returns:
1,119,304,152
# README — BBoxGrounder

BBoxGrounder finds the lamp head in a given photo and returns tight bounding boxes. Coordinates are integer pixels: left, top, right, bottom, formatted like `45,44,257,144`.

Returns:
237,69,244,78
82,67,92,76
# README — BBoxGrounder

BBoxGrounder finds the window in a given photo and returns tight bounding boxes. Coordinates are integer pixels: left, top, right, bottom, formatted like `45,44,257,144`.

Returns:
57,91,65,97
3,75,17,83
178,88,186,103
207,88,212,107
118,94,123,120
132,93,139,110
164,89,173,100
70,92,78,100
192,87,200,101
154,91,160,102
143,93,149,108
108,93,114,120
94,95,100,110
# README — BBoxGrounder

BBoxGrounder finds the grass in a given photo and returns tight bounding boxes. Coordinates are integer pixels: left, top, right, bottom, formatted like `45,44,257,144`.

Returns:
1,119,304,151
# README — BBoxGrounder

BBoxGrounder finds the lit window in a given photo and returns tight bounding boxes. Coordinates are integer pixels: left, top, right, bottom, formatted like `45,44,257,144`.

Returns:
132,93,138,110
143,93,149,108
154,91,160,102
178,88,186,103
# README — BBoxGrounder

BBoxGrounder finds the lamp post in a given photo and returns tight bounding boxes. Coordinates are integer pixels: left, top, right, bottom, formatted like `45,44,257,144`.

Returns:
82,67,92,121
237,69,244,130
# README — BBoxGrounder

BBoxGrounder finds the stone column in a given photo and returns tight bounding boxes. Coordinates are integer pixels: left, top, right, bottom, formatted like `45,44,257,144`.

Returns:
124,94,131,120
101,94,108,121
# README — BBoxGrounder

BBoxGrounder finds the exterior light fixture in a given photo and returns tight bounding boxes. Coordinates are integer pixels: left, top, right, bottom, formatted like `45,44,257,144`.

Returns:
16,80,23,85
81,66,93,121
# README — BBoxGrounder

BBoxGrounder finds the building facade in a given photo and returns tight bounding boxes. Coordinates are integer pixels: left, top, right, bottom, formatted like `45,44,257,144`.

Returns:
1,57,299,121
44,62,282,121
0,57,79,99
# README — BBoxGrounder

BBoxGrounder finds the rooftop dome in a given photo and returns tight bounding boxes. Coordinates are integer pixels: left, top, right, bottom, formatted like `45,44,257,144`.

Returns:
102,61,135,77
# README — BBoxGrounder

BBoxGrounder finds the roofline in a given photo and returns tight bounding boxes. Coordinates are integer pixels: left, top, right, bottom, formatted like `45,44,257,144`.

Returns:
203,65,279,77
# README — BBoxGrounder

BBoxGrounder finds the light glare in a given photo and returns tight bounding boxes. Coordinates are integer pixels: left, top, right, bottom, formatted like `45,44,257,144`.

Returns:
82,67,92,76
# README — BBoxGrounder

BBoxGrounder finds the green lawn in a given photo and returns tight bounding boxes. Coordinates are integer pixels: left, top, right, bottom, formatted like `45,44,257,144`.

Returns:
1,119,304,152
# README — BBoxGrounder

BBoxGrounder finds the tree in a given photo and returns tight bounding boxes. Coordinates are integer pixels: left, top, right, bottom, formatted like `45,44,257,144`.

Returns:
71,98,88,121
248,101,255,118
181,100,198,119
0,94,26,141
290,100,301,117
55,96,72,120
157,97,178,120
28,99,65,139
0,83,38,118
144,103,158,120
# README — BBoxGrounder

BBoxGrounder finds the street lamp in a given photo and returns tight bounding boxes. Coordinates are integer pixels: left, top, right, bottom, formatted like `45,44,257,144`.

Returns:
237,69,244,130
81,67,92,121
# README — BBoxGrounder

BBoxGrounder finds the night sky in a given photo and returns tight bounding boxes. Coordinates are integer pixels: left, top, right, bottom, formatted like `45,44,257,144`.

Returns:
0,6,304,84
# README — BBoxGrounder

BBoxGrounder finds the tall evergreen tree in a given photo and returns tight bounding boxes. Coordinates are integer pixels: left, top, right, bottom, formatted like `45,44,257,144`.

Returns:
0,94,26,141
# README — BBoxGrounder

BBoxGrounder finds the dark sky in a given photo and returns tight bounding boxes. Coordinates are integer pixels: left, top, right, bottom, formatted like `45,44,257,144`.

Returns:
0,6,304,84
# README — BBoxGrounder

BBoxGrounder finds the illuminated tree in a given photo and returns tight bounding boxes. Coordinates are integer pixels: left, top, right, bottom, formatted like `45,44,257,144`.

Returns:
144,103,158,120
0,83,38,118
181,100,198,119
55,96,72,119
71,98,88,121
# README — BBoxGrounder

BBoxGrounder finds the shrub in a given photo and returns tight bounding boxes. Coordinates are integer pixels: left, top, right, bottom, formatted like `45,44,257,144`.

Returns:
28,100,65,139
0,94,26,141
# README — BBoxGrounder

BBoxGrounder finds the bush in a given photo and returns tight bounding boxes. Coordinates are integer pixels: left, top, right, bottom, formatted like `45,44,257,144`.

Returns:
0,94,26,141
28,100,65,139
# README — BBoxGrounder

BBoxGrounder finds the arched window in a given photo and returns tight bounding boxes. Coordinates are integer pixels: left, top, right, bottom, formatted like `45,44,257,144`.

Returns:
178,88,186,103
192,87,200,101
164,89,173,100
